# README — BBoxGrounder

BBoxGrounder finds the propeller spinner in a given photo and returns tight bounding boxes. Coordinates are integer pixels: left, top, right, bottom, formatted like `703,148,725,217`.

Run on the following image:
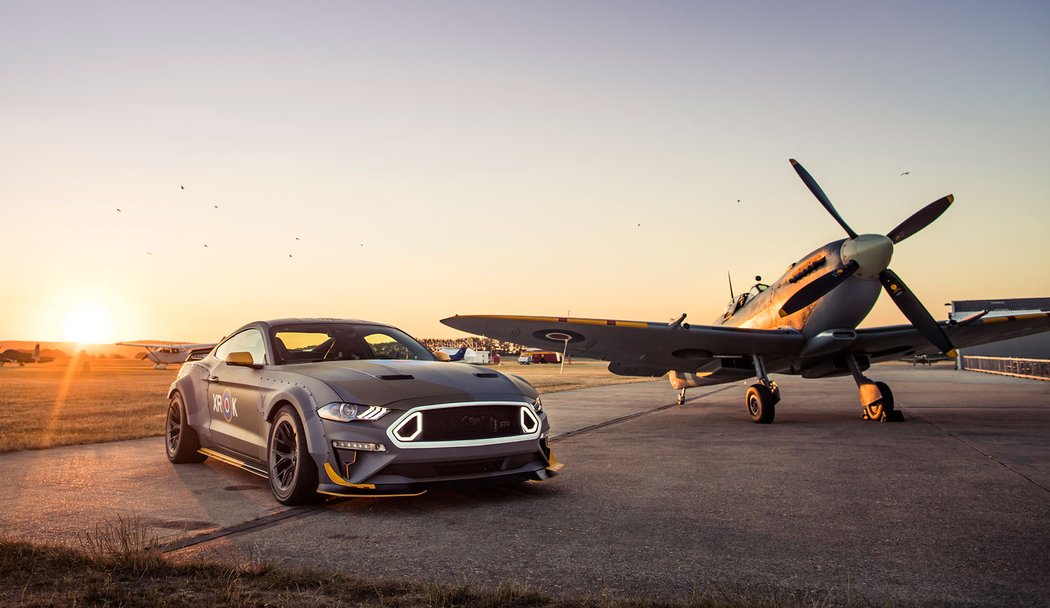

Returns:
780,160,955,354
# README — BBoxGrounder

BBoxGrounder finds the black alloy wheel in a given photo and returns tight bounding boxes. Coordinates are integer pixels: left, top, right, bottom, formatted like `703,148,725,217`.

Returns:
166,392,205,463
267,406,320,505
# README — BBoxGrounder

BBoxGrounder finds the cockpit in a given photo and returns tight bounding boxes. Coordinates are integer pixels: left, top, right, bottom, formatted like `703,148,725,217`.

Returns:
724,279,770,319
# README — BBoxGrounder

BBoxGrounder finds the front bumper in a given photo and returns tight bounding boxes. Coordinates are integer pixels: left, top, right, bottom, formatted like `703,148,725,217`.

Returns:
313,404,562,498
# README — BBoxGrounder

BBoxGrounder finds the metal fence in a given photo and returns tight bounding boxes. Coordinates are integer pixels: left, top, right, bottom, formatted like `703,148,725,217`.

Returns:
961,356,1050,381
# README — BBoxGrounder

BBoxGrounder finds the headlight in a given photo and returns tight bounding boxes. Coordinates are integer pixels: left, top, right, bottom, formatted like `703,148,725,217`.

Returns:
530,397,543,413
317,402,389,422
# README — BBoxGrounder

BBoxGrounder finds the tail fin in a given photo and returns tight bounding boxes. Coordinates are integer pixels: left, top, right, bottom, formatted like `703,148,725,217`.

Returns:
33,344,40,363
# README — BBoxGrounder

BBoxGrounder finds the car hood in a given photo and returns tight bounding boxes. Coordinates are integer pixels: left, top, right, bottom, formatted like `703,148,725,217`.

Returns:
283,360,533,408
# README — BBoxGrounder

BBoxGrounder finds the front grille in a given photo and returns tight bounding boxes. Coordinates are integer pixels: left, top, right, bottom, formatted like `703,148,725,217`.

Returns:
418,406,522,441
382,454,538,479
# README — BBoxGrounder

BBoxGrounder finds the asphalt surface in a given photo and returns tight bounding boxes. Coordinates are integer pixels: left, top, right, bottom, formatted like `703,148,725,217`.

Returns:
2,365,1048,606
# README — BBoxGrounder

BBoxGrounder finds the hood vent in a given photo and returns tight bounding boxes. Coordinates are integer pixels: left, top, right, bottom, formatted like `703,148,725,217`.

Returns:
379,374,414,381
474,372,499,378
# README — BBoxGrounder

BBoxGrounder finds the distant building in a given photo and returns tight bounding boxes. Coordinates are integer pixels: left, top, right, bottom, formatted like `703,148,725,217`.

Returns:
950,298,1050,358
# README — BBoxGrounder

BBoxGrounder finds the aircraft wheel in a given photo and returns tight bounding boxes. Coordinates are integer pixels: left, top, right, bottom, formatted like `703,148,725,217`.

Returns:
745,384,776,424
862,381,897,421
268,406,321,505
877,381,904,422
165,392,206,463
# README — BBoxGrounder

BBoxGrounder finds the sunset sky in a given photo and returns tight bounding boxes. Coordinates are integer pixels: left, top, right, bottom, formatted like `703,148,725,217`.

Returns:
2,1,1048,343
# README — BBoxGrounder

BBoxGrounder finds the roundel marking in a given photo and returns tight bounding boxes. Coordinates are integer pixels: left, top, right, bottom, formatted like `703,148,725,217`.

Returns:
222,390,234,422
531,329,586,344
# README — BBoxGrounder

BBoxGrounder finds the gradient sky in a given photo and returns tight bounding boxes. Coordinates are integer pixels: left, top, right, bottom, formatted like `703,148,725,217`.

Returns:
2,1,1048,343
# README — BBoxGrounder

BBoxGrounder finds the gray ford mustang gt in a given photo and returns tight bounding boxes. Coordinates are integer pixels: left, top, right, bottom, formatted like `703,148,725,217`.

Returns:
165,318,561,504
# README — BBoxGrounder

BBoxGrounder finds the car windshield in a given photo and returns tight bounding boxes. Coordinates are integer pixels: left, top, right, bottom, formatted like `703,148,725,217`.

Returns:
271,323,434,364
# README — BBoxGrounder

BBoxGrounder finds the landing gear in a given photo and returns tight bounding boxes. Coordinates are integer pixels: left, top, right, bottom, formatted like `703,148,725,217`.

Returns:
745,355,779,424
677,388,687,405
847,355,904,422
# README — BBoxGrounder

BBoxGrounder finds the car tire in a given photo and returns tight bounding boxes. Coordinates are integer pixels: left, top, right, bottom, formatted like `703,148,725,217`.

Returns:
267,406,321,505
166,392,206,463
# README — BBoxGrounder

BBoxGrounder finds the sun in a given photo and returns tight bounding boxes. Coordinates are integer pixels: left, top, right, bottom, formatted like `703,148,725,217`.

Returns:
62,302,113,345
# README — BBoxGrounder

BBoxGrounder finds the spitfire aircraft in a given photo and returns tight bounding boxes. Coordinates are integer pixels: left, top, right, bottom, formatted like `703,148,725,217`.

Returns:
442,159,1050,424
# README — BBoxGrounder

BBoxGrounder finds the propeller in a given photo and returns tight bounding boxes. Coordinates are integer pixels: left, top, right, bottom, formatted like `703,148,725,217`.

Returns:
878,269,955,354
781,160,956,354
886,195,953,244
790,159,858,239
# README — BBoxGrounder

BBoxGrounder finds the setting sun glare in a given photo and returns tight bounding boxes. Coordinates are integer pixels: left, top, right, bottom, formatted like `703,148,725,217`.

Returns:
62,302,113,345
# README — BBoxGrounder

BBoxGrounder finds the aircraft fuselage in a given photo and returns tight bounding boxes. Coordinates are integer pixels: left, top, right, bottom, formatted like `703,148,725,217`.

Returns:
719,237,885,340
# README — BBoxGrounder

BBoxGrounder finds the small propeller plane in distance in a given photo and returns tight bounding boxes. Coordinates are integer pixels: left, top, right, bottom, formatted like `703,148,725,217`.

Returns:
117,341,216,369
0,344,54,366
442,159,1050,424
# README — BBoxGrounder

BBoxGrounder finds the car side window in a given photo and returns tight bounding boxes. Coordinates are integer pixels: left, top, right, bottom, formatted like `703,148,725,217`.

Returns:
214,329,268,365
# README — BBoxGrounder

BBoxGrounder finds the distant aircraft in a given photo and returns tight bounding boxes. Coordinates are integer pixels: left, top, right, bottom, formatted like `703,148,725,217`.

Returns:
900,354,952,366
117,341,216,369
0,344,54,366
435,346,469,362
442,159,1050,424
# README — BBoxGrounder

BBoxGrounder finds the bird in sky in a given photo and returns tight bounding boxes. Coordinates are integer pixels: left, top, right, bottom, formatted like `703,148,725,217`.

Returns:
116,208,121,213
203,244,208,248
213,204,219,209
180,185,185,190
900,171,911,176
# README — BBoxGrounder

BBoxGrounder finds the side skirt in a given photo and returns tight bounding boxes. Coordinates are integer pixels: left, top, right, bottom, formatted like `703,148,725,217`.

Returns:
198,448,268,479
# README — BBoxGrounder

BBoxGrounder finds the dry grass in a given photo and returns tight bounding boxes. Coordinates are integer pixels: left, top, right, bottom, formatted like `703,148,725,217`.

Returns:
0,357,648,454
0,356,176,453
0,518,876,608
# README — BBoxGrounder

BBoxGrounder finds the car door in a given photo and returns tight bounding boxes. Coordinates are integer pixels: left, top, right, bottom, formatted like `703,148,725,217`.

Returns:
207,328,270,462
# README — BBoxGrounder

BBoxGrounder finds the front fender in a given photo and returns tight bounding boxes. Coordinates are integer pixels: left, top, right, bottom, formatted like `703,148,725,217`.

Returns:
261,383,327,456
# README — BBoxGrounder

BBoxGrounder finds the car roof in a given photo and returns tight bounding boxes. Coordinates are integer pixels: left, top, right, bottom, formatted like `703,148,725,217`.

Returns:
223,318,391,338
264,318,386,328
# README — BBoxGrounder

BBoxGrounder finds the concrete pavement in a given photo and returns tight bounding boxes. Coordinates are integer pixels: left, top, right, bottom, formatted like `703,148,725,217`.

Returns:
1,365,1048,605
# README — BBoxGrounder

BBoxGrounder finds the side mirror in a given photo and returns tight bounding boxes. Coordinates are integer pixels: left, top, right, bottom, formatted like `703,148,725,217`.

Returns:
226,351,261,368
433,350,451,362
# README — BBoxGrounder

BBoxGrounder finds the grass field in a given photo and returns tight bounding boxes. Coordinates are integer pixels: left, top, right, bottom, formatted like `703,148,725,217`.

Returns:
0,357,649,453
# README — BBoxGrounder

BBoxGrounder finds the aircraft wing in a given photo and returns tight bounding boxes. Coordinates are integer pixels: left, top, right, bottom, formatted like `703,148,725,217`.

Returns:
854,312,1050,359
116,341,216,351
441,314,803,374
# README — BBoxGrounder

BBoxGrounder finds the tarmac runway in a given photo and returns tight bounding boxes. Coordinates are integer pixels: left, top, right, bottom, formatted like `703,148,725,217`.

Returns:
2,364,1048,605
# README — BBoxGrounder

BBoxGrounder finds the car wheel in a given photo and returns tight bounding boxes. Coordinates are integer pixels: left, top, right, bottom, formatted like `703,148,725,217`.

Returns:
166,392,206,463
267,406,321,505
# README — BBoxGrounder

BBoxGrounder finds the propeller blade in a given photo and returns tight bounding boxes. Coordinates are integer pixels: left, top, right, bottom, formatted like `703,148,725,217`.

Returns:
790,159,858,238
886,194,954,244
779,260,860,317
879,269,955,354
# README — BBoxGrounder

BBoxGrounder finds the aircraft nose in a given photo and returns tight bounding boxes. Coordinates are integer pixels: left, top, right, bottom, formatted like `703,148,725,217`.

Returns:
840,234,893,280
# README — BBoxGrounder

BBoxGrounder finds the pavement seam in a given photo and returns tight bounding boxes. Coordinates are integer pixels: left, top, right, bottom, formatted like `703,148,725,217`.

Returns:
159,506,323,554
909,410,1050,495
550,384,736,444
